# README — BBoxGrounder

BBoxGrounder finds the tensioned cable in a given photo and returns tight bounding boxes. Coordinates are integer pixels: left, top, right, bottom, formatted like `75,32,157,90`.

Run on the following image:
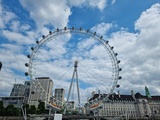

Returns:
71,49,112,91
26,27,121,110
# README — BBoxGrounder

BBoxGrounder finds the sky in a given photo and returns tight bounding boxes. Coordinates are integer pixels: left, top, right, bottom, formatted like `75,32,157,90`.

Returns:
0,0,160,106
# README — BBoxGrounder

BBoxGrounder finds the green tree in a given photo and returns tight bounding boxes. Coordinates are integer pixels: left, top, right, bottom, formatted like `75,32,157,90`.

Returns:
29,105,36,114
37,102,45,114
0,101,4,116
4,104,20,116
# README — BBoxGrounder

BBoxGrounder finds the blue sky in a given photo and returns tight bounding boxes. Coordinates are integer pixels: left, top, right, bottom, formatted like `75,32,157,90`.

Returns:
0,0,160,105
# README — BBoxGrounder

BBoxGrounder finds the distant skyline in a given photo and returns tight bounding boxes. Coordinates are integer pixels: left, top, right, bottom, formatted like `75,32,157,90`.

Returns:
0,0,160,103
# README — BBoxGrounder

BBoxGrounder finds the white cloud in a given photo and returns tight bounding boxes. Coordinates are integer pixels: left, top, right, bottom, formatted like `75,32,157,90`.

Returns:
111,0,116,5
20,0,71,29
19,0,110,29
0,1,16,29
107,3,160,95
10,21,20,31
135,3,160,48
66,0,86,7
20,24,31,31
91,22,113,35
0,43,29,96
1,30,34,45
87,0,107,11
0,0,160,106
67,0,107,11
10,21,31,32
74,3,160,97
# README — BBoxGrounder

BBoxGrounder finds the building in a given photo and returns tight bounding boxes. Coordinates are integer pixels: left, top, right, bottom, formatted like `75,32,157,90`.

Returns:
54,88,65,106
28,77,53,107
23,81,31,103
85,88,160,119
0,96,25,108
0,81,31,108
10,84,25,96
67,101,75,110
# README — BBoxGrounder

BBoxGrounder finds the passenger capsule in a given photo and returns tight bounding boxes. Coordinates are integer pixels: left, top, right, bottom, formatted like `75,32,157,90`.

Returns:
119,68,122,71
36,40,39,44
31,47,34,51
49,31,52,34
116,84,120,88
27,55,30,58
27,82,30,85
25,72,28,76
31,91,35,94
42,35,45,38
25,63,29,67
115,53,118,56
86,29,89,33
117,60,121,64
118,76,122,79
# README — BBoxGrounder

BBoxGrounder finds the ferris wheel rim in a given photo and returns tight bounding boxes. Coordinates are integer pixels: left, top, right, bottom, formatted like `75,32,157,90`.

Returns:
25,27,122,107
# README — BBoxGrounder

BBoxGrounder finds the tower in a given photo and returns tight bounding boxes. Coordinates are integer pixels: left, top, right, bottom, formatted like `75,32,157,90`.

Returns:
145,86,152,99
67,60,80,107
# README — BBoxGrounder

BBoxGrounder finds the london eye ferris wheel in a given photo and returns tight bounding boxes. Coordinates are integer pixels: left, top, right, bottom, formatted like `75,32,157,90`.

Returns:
25,27,122,110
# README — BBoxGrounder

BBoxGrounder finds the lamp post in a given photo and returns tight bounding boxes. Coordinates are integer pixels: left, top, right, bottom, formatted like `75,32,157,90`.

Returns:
0,62,2,71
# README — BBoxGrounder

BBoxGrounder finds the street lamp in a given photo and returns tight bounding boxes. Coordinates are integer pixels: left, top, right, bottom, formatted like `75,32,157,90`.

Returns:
0,62,2,71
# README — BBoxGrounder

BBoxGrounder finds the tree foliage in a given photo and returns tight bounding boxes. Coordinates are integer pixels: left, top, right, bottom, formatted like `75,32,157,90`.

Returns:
0,101,4,116
0,101,48,116
29,105,36,114
37,101,45,114
4,104,20,116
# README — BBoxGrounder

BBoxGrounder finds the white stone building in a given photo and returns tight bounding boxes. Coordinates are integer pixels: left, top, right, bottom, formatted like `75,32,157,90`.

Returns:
85,89,160,119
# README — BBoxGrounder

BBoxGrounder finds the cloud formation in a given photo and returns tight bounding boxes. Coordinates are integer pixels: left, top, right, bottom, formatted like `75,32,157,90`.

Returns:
109,3,160,95
0,1,160,106
20,0,71,28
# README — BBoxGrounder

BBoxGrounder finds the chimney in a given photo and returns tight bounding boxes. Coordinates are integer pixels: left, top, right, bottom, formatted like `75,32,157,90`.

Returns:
92,91,95,98
87,97,90,102
118,91,121,98
98,90,100,98
131,90,135,99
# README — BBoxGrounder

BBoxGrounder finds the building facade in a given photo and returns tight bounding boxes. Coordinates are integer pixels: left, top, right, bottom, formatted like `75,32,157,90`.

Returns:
28,77,53,107
85,90,160,119
54,88,65,106
10,84,25,96
0,96,25,108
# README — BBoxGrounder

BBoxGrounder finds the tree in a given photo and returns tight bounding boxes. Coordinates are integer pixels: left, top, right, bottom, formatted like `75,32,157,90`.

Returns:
29,105,36,114
4,104,20,116
0,101,4,116
37,102,45,114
